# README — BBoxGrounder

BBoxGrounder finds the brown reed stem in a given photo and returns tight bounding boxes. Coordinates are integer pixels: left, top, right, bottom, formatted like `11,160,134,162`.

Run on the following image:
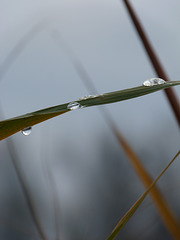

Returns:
52,31,180,239
123,0,180,126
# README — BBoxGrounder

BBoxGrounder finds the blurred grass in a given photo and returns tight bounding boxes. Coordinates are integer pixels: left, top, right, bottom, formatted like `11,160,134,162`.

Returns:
0,20,47,81
6,139,48,240
112,126,180,239
106,150,180,240
0,2,179,239
52,31,180,239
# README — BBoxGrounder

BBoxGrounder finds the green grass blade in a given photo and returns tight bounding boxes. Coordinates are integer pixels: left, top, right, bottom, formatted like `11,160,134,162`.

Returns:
51,34,180,238
0,81,179,140
106,150,180,240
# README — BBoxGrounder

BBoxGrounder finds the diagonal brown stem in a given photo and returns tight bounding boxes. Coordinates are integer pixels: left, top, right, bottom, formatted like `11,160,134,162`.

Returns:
123,0,180,126
52,31,180,239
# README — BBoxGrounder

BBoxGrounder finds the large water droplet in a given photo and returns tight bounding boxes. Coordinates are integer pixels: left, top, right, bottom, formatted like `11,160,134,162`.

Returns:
21,126,32,136
143,78,166,86
67,102,82,110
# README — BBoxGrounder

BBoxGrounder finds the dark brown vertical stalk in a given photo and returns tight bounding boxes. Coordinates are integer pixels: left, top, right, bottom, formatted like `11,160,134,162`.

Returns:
123,0,180,126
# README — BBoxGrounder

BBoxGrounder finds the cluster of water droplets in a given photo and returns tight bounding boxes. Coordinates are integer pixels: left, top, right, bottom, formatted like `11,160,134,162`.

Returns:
78,95,97,101
22,80,167,137
21,126,32,136
143,78,166,86
67,95,98,110
21,96,98,136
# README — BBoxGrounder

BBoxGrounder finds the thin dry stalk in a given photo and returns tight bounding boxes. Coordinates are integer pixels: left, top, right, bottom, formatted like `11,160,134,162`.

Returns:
110,125,180,239
0,21,49,240
41,137,61,240
52,32,180,238
107,151,180,240
0,20,47,81
6,139,48,240
123,0,180,126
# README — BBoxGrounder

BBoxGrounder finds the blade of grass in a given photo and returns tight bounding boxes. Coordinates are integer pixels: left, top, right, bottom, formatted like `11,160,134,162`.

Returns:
1,21,178,239
110,124,180,239
41,132,61,240
1,27,179,238
0,81,179,141
106,150,180,240
122,0,180,126
55,36,180,238
0,22,51,240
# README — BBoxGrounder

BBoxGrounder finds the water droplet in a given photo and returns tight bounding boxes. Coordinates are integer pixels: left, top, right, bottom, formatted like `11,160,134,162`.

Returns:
21,126,32,136
78,95,97,101
67,102,82,110
143,78,166,86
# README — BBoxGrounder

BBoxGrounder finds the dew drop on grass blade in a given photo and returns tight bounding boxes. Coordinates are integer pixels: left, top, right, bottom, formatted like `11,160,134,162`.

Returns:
143,78,166,86
21,126,32,136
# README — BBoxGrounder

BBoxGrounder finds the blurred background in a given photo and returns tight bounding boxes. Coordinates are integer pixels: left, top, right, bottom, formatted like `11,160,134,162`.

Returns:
0,0,180,239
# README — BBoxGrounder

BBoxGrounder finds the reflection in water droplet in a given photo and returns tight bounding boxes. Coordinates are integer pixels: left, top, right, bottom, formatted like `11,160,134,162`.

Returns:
21,126,32,136
143,78,166,86
67,102,82,110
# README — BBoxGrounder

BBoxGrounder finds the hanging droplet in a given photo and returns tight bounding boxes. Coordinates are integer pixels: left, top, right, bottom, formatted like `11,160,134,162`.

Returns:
143,78,166,86
21,126,32,136
67,102,82,110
